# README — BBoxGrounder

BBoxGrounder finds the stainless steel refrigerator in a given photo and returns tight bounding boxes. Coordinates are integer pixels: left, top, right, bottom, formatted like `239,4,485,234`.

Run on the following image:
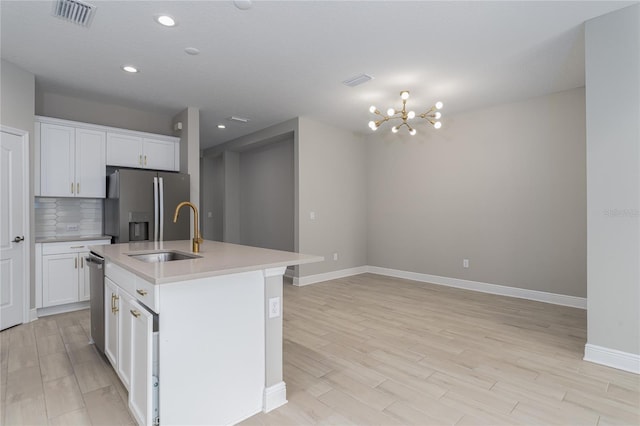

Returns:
105,169,190,243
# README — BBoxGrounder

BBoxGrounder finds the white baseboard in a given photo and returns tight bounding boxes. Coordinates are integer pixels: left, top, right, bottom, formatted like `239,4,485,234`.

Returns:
29,308,38,322
263,381,287,413
294,265,586,309
367,266,587,309
37,301,90,317
584,344,640,374
293,266,369,286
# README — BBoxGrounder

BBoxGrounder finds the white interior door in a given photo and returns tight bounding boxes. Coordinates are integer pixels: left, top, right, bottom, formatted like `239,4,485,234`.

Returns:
1,128,27,330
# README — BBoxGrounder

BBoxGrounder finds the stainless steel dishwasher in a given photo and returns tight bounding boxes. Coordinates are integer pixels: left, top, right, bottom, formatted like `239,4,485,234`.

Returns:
87,252,105,354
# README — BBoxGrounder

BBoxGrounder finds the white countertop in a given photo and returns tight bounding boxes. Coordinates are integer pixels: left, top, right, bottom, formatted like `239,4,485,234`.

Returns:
90,240,323,284
36,235,111,243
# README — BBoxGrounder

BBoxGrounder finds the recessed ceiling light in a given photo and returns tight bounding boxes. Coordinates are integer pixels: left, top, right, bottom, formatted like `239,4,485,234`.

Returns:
185,47,200,56
122,65,139,73
156,15,176,27
217,124,226,129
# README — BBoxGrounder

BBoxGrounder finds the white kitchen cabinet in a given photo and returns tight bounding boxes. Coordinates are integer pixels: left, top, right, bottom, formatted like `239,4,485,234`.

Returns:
38,122,106,198
107,132,179,171
37,239,111,310
42,253,79,307
105,262,158,425
105,278,133,390
129,298,157,426
105,277,120,367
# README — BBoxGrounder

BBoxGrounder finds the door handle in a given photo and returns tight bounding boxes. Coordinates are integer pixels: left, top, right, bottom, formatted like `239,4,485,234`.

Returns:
13,236,24,243
130,309,141,318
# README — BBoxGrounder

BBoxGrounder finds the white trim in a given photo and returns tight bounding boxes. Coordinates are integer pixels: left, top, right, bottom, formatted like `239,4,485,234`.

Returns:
1,126,31,325
293,265,586,309
367,266,587,309
37,301,90,317
293,266,369,286
584,344,640,374
29,308,38,322
263,381,287,413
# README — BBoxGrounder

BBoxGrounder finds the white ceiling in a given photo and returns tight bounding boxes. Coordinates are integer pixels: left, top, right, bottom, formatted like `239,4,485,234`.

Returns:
0,1,635,149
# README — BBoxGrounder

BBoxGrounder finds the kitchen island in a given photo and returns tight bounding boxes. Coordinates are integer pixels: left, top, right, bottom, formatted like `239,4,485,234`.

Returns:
90,240,322,426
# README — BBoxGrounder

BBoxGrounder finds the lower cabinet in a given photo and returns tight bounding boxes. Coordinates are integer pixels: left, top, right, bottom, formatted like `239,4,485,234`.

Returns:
105,265,158,426
104,277,132,390
37,239,111,309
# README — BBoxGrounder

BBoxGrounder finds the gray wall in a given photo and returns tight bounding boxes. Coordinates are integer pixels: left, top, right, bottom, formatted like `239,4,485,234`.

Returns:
1,59,36,309
367,88,587,297
297,117,368,277
173,107,201,232
585,5,640,356
223,151,241,244
239,138,294,251
36,90,174,135
200,155,223,241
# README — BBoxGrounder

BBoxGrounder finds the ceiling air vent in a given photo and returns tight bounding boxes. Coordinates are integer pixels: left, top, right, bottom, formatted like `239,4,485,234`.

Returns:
342,73,374,88
52,0,96,27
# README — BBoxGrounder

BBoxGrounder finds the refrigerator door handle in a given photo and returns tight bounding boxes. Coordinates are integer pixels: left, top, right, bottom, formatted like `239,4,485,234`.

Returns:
153,177,159,242
159,177,165,241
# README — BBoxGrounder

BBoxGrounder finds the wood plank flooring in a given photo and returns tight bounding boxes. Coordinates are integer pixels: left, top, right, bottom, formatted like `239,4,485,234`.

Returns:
2,273,639,425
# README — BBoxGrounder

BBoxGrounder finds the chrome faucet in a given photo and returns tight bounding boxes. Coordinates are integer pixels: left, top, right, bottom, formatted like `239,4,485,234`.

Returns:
173,201,203,253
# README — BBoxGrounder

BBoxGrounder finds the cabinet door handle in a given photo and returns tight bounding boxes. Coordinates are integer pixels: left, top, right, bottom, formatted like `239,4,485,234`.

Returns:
71,183,74,194
114,295,119,313
130,309,141,318
136,289,148,296
70,245,85,249
144,155,147,166
111,293,115,313
80,257,84,268
76,182,80,194
75,258,78,269
139,154,143,165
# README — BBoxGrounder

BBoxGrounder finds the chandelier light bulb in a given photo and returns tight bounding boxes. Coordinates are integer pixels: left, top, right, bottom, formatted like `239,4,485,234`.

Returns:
434,112,442,119
434,121,442,129
435,101,443,110
400,91,410,100
409,129,417,136
368,121,376,130
387,108,395,116
407,111,416,119
391,126,399,133
369,105,377,113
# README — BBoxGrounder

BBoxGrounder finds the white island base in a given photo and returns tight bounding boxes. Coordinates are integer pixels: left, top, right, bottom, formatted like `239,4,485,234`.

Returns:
93,240,321,426
159,267,287,425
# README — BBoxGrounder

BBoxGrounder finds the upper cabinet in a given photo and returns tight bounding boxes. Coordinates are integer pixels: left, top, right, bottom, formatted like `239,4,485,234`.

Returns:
35,116,181,198
107,133,179,171
38,122,106,198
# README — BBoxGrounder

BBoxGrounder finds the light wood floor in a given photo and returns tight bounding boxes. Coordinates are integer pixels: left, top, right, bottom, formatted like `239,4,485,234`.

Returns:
2,273,639,425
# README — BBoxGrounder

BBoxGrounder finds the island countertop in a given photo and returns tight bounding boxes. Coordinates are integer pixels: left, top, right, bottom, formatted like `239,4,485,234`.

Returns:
90,240,323,284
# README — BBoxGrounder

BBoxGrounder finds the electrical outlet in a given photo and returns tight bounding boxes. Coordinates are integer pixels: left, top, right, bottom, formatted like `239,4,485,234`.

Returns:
310,211,316,220
268,297,280,319
333,252,338,261
207,211,212,218
66,224,79,231
463,259,469,268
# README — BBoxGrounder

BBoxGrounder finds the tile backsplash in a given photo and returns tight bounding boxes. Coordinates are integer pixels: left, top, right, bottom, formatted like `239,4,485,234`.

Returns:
35,197,103,238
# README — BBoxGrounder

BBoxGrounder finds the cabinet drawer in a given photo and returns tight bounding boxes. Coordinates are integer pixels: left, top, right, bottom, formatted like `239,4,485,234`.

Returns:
133,278,158,314
104,262,136,296
42,239,110,255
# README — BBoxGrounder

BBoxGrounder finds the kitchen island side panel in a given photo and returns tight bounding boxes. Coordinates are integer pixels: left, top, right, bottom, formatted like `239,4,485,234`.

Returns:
158,271,265,426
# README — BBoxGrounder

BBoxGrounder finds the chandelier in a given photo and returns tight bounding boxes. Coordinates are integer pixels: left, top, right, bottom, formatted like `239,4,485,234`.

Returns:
368,91,443,135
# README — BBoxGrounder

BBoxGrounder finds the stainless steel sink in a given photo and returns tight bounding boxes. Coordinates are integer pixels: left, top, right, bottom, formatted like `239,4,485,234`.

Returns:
128,251,202,263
